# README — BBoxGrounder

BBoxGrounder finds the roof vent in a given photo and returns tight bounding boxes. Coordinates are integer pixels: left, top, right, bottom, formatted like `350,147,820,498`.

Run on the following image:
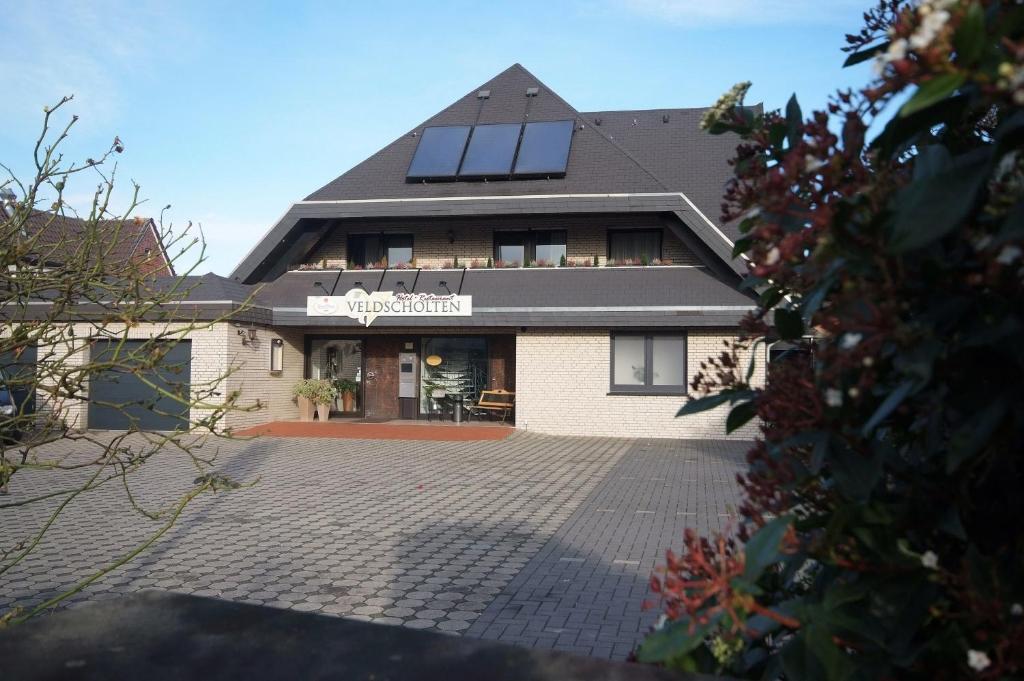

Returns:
594,117,602,126
525,87,539,97
477,89,491,99
662,113,670,123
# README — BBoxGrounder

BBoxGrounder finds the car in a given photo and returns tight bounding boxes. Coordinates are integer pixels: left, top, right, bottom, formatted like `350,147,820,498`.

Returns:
0,366,33,444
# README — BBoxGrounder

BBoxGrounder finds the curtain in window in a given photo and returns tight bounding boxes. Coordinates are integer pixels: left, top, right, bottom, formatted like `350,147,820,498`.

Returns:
609,230,661,261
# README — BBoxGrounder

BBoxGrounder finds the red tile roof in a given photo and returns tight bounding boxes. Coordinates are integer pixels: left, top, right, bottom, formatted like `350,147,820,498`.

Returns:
8,209,174,277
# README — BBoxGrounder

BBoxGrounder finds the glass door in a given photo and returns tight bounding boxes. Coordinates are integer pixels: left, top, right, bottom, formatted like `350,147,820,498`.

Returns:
309,339,364,416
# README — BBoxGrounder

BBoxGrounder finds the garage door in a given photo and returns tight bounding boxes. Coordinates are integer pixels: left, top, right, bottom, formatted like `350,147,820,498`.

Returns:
88,339,191,431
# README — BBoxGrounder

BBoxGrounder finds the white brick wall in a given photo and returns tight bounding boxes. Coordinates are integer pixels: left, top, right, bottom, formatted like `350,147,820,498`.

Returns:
225,327,305,429
515,329,765,439
24,322,307,432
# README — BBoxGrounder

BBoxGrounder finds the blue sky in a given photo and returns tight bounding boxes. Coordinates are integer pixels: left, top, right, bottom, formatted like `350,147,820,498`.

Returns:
0,0,875,277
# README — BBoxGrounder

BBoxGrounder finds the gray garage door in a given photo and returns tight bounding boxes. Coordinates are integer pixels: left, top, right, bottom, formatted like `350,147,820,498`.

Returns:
88,339,191,431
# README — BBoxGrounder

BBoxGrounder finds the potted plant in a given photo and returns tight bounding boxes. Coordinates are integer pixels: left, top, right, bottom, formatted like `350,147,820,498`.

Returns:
311,379,337,422
291,379,320,422
333,378,358,413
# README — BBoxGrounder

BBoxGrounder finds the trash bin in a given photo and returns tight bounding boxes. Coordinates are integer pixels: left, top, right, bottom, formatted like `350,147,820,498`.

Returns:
451,394,464,424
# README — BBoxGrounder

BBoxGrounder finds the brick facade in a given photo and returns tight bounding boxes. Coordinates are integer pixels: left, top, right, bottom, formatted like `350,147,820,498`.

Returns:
27,323,757,439
514,329,764,439
305,215,700,269
25,322,307,432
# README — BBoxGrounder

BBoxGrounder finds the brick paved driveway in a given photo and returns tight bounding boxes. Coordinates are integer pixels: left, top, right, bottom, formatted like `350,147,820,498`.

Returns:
2,433,747,660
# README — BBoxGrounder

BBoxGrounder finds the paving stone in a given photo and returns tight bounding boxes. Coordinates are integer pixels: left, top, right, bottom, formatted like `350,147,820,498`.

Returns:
2,433,744,663
404,619,437,629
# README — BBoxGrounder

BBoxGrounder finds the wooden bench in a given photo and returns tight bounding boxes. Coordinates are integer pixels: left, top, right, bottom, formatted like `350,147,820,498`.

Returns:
467,390,515,423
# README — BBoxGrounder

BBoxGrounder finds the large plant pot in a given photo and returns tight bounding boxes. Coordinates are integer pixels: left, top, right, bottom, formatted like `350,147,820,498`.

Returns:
297,395,315,422
342,390,355,413
315,402,331,422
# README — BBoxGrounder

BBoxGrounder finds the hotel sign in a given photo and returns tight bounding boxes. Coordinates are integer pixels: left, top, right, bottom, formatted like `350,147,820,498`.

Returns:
307,288,472,327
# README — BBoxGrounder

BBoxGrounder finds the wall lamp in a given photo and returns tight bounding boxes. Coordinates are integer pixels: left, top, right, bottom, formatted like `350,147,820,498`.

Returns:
238,327,257,345
269,338,284,372
313,281,331,295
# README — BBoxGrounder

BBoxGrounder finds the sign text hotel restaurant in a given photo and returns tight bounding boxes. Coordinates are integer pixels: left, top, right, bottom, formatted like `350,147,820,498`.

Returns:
307,288,472,327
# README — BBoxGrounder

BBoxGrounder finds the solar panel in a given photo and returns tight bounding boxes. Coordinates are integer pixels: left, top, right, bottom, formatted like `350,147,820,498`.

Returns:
457,123,522,178
406,126,471,181
512,120,574,177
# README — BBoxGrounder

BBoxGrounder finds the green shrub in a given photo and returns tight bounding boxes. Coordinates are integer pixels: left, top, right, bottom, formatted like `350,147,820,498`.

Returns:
638,2,1024,678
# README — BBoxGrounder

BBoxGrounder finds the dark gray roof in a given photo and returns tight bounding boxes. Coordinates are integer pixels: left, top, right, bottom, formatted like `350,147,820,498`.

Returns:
19,268,756,328
305,64,667,201
155,272,256,301
580,108,746,240
230,64,750,284
303,64,749,242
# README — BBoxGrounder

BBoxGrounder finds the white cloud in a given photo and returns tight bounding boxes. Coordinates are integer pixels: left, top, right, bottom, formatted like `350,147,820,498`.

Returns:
617,0,866,27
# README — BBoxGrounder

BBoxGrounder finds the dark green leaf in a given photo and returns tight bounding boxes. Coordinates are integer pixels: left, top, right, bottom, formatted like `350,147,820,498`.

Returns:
732,236,753,258
888,146,992,252
899,72,967,118
805,624,857,681
635,615,721,663
743,515,793,582
870,94,970,160
843,41,890,67
947,400,1006,472
862,380,916,436
759,286,784,310
954,2,987,66
676,390,755,417
801,280,832,322
785,94,803,150
830,445,882,502
774,308,804,340
726,400,757,434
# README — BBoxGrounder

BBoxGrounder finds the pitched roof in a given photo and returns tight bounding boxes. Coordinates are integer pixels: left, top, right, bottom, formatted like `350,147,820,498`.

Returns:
10,208,174,276
231,64,750,283
579,107,744,239
304,64,748,240
306,64,669,201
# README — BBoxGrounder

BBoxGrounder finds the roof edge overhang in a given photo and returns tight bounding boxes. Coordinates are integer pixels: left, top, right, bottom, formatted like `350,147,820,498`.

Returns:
230,192,748,284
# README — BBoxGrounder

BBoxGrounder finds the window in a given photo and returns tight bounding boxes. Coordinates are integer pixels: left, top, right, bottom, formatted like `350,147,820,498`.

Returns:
608,229,662,263
347,234,414,268
610,333,687,394
420,337,488,413
493,230,566,266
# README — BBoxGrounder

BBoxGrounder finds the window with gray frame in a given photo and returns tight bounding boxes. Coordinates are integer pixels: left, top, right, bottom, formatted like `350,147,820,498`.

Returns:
347,234,414,268
493,230,566,266
610,333,687,394
607,229,662,262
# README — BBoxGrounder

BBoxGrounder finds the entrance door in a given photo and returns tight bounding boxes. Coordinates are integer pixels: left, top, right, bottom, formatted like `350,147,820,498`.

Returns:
309,339,364,417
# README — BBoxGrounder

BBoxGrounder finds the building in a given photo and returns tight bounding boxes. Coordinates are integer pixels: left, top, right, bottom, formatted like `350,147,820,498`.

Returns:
0,199,174,278
9,64,764,438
